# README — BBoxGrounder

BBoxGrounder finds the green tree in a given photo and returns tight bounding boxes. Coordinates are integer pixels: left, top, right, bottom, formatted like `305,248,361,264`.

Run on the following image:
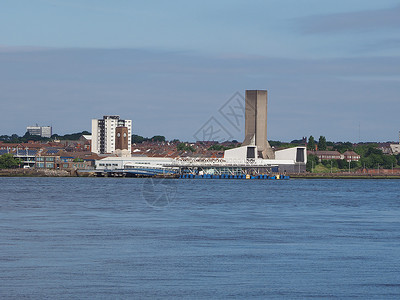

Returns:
396,154,400,166
0,154,21,169
307,136,315,150
318,136,327,151
132,134,146,143
177,143,196,152
269,140,282,147
382,155,397,169
337,159,347,169
151,135,166,142
306,154,319,172
333,142,353,153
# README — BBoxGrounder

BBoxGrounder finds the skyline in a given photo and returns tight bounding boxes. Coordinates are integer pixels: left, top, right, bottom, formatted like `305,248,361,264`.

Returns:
1,0,399,142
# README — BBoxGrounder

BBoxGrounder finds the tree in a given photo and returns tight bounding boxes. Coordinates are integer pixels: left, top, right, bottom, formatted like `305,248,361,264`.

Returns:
151,135,166,142
177,143,196,152
318,136,327,151
307,136,315,150
0,154,21,169
132,134,146,143
290,139,303,145
306,154,319,172
269,140,282,147
337,159,347,169
382,155,396,169
333,142,353,153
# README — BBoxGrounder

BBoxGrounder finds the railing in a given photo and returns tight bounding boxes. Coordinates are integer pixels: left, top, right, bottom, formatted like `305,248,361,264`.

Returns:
166,157,278,167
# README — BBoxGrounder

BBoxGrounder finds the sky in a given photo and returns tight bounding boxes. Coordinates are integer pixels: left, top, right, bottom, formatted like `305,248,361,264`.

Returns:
0,0,399,142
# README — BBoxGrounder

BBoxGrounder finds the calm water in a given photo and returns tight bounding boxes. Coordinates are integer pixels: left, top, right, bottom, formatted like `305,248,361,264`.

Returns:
0,177,399,299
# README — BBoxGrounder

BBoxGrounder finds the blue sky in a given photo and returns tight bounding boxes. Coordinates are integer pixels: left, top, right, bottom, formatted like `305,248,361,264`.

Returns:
1,0,399,142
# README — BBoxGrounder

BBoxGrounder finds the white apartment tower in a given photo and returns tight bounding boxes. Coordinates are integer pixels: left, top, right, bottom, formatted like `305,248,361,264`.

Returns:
91,115,132,154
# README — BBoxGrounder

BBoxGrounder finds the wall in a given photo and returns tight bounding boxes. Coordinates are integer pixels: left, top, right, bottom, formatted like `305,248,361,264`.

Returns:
274,147,307,164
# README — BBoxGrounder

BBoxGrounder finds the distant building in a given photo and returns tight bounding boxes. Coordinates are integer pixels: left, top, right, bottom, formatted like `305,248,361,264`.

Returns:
311,150,342,161
26,125,52,138
390,144,400,155
91,115,132,154
389,131,400,154
343,151,360,162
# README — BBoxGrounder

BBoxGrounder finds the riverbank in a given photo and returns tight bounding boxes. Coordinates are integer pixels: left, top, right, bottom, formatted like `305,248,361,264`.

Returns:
289,173,400,179
2,168,400,179
0,169,72,177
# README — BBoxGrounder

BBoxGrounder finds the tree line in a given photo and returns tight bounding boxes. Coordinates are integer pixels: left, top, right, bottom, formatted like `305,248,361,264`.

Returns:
305,135,400,171
0,131,91,143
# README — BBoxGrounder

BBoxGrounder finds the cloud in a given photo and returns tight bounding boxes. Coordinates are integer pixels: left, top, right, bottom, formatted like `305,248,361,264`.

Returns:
296,4,400,34
361,38,400,53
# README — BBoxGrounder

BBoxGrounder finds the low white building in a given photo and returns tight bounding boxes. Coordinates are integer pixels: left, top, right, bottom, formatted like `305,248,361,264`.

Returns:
95,156,174,170
224,145,307,172
94,145,307,175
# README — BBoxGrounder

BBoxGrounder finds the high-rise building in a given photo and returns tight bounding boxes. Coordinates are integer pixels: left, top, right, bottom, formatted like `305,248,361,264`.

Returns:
26,125,52,138
91,116,132,154
242,90,274,159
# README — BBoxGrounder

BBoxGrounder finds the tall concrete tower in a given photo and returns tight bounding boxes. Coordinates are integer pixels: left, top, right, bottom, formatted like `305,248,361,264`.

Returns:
242,90,274,159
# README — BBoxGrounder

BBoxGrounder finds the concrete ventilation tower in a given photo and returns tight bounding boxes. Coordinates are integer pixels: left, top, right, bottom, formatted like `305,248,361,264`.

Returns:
242,90,275,159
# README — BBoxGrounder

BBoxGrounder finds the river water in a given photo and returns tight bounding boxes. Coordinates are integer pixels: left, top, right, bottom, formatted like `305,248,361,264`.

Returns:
1,177,399,299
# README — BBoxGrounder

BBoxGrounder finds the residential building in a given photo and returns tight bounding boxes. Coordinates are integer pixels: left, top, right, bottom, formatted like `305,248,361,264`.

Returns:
390,144,400,155
35,155,57,169
91,116,132,154
343,151,361,162
310,150,342,161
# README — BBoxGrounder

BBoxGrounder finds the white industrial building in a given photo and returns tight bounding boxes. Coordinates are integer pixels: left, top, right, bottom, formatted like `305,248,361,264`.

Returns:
94,145,306,175
91,115,132,154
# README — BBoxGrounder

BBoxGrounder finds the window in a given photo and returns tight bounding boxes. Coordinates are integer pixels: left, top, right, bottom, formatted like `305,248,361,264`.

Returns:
46,163,54,168
46,157,54,162
36,162,44,168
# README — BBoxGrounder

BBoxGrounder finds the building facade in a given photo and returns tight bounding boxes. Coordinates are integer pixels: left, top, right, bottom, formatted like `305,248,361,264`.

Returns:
91,116,132,154
343,151,361,162
26,125,52,138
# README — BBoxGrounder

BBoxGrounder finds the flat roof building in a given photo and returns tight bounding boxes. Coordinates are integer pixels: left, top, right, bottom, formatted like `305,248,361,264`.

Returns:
26,125,52,138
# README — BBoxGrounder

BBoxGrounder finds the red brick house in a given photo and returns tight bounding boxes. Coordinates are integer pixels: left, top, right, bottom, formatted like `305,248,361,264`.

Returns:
343,151,360,162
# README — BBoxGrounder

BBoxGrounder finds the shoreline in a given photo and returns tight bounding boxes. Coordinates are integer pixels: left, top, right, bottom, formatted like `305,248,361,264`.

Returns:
0,169,73,177
1,169,400,179
289,173,400,179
